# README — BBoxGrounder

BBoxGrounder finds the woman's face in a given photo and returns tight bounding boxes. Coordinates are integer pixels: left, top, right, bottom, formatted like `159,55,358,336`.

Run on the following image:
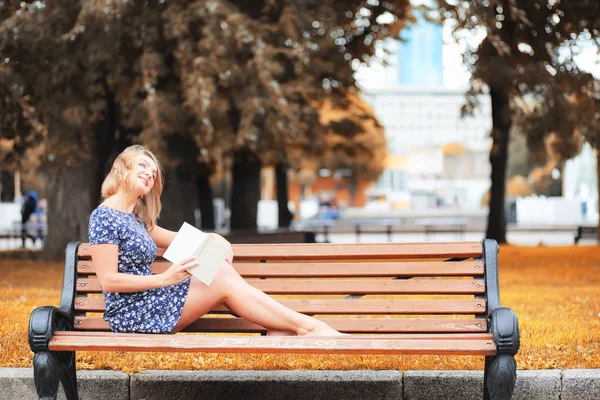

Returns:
130,153,158,196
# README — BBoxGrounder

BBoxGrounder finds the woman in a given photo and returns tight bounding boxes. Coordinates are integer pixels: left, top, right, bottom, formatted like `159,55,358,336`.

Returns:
88,145,343,336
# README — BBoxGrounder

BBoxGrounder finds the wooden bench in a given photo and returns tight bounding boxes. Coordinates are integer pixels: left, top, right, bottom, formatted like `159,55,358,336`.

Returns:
28,239,520,400
574,226,598,244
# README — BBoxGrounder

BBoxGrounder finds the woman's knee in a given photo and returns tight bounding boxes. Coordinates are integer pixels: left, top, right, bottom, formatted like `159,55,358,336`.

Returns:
217,261,242,280
210,263,244,292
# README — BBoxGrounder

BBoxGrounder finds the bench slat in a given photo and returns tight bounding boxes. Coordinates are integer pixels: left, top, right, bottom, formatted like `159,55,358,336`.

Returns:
74,316,487,333
75,297,487,314
77,260,484,277
77,242,483,260
55,331,494,340
76,278,486,295
49,333,496,355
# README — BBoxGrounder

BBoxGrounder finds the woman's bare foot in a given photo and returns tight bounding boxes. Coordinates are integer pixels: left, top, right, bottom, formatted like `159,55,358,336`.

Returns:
266,329,296,336
296,320,349,336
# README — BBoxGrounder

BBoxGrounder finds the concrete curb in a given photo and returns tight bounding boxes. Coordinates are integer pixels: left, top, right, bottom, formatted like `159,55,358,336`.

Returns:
562,369,600,400
131,370,402,400
1,368,598,400
0,368,129,400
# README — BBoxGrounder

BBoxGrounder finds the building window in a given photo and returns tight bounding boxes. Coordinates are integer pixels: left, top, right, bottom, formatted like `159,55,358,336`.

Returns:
376,170,406,192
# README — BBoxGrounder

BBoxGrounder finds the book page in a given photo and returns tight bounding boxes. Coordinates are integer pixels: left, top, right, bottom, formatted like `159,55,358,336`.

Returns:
186,238,230,286
162,222,228,286
162,222,208,265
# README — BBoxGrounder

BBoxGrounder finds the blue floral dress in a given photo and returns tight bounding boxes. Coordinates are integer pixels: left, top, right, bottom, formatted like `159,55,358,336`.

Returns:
87,205,191,334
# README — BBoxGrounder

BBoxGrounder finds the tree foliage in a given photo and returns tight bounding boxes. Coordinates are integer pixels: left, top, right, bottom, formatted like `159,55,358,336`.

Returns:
1,0,410,164
436,0,599,150
312,93,387,181
0,0,410,257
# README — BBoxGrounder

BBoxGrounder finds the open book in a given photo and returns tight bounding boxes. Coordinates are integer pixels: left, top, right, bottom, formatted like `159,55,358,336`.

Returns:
162,222,230,286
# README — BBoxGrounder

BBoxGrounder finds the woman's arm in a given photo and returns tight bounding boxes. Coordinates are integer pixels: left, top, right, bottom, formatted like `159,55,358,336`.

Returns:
147,225,177,249
90,243,196,293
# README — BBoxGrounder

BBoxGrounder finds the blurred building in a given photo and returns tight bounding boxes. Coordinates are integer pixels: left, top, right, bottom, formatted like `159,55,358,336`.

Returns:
397,13,444,87
359,12,493,211
362,86,492,210
564,143,598,223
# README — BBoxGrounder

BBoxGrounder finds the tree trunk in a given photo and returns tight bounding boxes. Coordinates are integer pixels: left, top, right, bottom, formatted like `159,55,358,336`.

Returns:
486,87,512,243
96,79,127,189
0,170,15,202
230,149,261,231
276,162,293,228
158,135,199,230
347,173,358,207
44,96,118,260
197,172,215,230
45,161,99,260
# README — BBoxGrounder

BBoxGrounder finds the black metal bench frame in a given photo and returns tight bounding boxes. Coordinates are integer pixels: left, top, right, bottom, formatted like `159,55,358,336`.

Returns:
574,226,598,244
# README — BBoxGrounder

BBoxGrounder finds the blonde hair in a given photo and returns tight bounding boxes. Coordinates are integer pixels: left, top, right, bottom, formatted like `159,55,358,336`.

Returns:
101,145,163,230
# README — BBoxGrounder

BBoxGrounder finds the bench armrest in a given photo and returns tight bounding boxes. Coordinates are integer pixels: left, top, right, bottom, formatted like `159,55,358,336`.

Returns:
489,307,520,356
28,306,73,353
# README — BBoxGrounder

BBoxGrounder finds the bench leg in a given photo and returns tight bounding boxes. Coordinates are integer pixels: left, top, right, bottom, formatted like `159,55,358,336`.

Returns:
59,351,78,400
33,351,78,400
33,352,60,400
483,354,517,400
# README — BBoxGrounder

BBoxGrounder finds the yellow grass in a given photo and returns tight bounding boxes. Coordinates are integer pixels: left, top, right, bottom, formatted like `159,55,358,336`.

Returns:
1,245,599,373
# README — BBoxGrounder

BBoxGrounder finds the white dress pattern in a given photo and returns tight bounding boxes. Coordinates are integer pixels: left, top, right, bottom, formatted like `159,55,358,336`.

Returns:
87,205,191,333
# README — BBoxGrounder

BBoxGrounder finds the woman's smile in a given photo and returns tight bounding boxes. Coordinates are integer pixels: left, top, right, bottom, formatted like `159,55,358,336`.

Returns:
139,176,149,187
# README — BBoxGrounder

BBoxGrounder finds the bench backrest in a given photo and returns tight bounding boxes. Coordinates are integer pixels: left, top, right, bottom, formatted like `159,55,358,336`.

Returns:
578,226,597,235
60,240,501,335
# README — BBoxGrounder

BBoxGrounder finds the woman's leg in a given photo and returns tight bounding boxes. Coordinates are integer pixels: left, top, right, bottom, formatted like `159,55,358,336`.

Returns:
173,262,343,336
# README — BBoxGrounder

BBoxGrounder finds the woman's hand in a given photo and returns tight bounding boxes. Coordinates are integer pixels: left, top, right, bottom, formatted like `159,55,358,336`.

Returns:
160,256,198,287
207,232,234,263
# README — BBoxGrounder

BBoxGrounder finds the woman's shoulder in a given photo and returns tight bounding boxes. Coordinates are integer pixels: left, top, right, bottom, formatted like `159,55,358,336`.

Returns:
90,205,139,227
89,205,110,227
90,205,125,223
88,206,123,243
90,204,111,218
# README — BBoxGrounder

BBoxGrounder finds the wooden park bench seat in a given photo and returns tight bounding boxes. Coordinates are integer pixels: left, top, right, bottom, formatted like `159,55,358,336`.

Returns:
29,239,520,400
